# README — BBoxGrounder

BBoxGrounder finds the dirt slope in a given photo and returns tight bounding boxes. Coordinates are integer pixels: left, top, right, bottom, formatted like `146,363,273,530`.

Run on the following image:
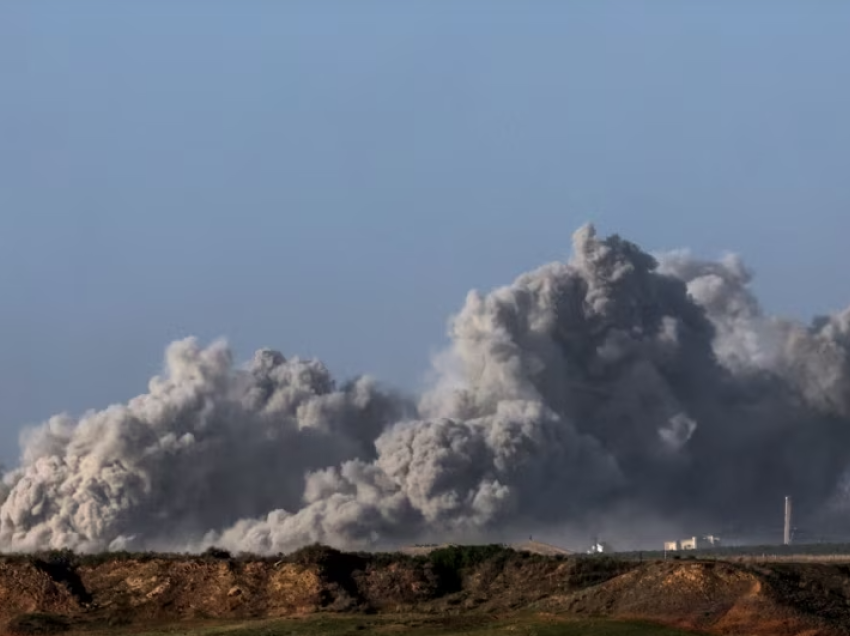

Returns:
547,560,850,636
0,548,848,636
0,560,82,621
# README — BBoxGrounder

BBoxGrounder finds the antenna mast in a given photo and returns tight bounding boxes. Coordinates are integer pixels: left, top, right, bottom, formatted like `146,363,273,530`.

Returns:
784,496,792,546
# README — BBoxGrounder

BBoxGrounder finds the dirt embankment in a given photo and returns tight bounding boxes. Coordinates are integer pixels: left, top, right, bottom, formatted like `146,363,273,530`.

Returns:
1,546,850,636
550,559,850,636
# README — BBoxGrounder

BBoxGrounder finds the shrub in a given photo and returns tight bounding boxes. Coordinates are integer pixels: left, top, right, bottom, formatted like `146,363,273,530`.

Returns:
366,551,413,568
201,546,232,561
287,543,343,566
428,544,514,571
6,613,70,636
32,549,77,569
427,544,515,594
568,555,635,588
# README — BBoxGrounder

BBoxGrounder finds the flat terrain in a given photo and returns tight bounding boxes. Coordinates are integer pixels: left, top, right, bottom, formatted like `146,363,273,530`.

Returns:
71,614,699,636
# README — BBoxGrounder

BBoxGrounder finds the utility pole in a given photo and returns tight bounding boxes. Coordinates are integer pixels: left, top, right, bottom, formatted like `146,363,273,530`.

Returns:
784,496,792,546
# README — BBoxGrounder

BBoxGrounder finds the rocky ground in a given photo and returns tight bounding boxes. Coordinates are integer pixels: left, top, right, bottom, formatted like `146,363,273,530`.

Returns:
0,545,848,636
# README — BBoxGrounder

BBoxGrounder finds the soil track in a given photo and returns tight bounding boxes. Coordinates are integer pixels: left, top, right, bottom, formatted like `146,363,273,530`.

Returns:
0,547,848,636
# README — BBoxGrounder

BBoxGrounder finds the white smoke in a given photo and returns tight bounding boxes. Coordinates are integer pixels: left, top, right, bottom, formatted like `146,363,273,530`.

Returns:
3,224,850,553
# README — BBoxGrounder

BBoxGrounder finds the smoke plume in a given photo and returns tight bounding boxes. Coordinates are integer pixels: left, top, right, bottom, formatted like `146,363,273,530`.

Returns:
2,225,850,553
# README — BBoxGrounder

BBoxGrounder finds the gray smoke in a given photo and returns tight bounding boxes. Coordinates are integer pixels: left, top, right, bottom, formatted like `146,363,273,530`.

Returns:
0,341,408,552
2,224,850,553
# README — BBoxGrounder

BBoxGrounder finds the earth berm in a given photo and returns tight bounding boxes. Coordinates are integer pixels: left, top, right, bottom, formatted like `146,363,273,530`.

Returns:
1,545,848,635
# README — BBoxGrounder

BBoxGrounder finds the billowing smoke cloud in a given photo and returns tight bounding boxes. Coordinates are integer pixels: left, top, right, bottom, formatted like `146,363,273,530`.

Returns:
0,343,409,552
2,225,850,553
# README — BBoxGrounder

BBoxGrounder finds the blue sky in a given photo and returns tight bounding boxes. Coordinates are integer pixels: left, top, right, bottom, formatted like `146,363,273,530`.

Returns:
1,2,849,465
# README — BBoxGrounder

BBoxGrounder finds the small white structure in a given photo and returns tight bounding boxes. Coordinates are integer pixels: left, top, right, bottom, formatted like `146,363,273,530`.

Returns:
587,540,613,554
664,535,721,551
680,536,700,550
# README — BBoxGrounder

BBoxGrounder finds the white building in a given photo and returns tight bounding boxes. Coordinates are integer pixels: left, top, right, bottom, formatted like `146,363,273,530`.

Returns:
587,541,613,554
664,535,721,551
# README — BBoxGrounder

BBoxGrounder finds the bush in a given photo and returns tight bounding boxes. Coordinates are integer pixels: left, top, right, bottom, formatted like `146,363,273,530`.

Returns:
32,549,77,569
428,544,514,572
568,555,635,588
202,546,232,560
365,551,413,568
287,543,343,566
427,544,515,594
6,613,70,636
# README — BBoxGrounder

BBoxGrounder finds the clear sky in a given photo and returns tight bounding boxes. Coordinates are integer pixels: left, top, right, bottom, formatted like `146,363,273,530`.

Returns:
1,2,849,466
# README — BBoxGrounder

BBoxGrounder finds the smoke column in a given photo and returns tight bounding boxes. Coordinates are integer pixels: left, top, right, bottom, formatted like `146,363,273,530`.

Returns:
2,224,850,553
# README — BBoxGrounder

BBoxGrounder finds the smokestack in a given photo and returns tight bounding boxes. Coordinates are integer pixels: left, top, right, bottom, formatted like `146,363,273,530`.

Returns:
784,496,792,546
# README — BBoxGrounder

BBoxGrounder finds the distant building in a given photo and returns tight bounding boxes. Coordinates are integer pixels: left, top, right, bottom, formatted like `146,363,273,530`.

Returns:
587,540,613,554
680,536,700,550
664,535,721,551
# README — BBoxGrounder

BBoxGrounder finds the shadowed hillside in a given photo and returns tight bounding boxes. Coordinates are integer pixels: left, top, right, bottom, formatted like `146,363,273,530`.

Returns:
0,546,848,636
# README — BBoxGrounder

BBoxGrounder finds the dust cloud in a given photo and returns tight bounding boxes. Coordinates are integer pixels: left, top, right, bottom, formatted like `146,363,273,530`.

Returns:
3,225,850,553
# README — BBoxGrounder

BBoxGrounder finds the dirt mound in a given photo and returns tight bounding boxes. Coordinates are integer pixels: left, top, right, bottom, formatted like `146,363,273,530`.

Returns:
0,558,85,623
510,540,574,556
0,548,849,635
0,547,612,630
78,557,325,620
554,560,850,636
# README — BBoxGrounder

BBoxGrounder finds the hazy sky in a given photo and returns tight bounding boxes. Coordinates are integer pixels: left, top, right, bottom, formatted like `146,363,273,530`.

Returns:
1,2,849,466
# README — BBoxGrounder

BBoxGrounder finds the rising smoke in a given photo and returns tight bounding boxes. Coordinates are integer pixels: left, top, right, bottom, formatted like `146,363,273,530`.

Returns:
2,225,850,553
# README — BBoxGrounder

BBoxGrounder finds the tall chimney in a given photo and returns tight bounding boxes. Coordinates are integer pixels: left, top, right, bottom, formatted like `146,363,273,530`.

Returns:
784,496,792,546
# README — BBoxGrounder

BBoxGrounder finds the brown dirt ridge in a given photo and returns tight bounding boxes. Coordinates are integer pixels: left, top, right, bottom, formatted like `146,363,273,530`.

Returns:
0,545,848,636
